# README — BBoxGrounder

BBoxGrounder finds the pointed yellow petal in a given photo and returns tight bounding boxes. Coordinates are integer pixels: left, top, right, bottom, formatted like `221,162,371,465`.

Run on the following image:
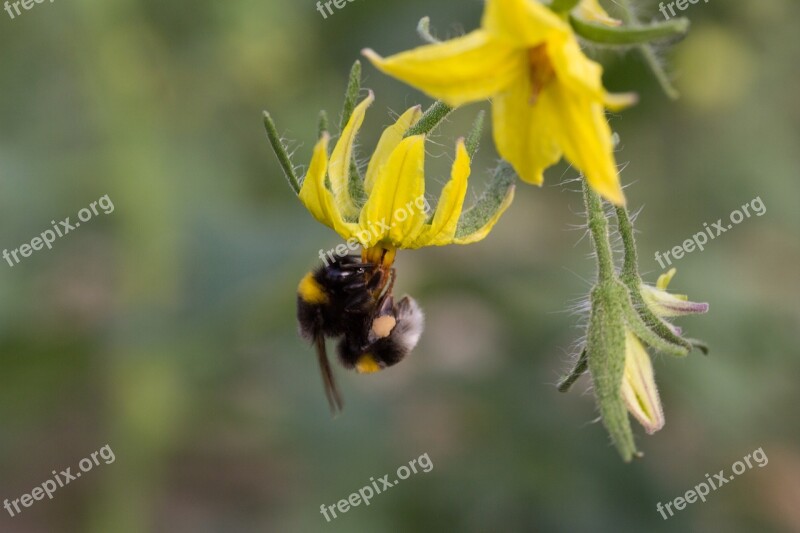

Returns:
604,91,639,112
544,81,625,205
359,135,427,248
548,32,605,99
491,73,562,187
364,105,423,195
409,139,471,247
656,268,677,290
548,33,637,112
641,284,709,318
482,0,569,46
329,91,374,219
298,134,357,239
362,31,524,107
621,332,664,435
575,0,621,27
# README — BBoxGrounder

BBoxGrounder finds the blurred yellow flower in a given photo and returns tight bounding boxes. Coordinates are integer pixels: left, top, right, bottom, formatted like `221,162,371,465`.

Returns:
363,0,635,205
298,91,514,265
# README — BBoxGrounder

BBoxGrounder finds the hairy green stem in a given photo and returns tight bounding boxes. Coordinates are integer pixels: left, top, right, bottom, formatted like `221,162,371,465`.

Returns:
615,206,693,352
583,180,615,282
615,206,639,283
558,349,588,393
616,0,681,99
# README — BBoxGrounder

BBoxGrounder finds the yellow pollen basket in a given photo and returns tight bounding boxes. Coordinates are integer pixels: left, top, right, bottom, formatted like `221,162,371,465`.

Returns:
355,354,381,374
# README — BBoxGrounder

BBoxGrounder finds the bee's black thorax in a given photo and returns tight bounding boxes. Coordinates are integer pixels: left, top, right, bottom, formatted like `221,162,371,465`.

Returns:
296,255,376,341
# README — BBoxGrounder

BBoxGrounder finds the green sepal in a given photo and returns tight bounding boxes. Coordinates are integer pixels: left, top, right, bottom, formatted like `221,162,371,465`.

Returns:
626,281,693,354
336,61,368,212
318,110,329,139
454,162,515,242
263,111,301,195
347,159,367,213
587,280,638,462
465,111,485,160
339,61,362,133
623,298,689,357
404,101,453,138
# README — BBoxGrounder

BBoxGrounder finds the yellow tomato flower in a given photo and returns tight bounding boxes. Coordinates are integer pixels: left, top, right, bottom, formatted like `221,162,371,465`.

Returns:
621,269,707,436
298,91,514,265
621,331,665,435
363,0,636,205
641,268,710,319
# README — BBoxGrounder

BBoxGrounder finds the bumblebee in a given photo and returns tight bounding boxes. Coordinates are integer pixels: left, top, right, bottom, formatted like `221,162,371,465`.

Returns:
296,253,424,414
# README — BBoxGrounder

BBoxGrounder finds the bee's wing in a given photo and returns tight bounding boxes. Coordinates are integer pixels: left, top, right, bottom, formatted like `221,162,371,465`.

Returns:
315,334,344,415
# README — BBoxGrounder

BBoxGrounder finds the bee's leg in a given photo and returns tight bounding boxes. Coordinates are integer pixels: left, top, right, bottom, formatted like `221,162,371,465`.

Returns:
376,294,394,316
336,336,361,369
365,268,385,292
314,334,343,415
373,268,396,309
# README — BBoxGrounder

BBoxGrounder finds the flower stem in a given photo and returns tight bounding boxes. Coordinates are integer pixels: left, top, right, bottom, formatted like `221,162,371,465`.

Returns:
569,14,689,45
583,179,615,282
615,206,639,284
550,0,580,13
557,349,587,393
615,206,693,352
616,0,681,100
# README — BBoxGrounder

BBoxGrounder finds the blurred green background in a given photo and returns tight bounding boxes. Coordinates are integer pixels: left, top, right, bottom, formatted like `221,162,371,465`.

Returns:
1,0,798,531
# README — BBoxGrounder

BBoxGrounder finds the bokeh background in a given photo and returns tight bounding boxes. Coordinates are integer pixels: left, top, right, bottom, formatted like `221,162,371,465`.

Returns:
1,0,798,531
